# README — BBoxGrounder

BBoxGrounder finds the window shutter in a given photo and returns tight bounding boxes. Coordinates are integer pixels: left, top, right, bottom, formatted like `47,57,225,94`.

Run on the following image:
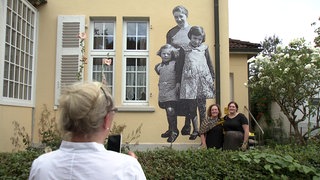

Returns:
55,15,85,105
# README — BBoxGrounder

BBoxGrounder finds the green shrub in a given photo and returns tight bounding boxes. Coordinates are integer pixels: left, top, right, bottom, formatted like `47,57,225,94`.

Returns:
1,143,320,179
136,144,320,180
0,150,41,179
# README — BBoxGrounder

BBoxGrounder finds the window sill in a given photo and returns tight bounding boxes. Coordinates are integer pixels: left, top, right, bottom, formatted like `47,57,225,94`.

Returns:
117,106,155,112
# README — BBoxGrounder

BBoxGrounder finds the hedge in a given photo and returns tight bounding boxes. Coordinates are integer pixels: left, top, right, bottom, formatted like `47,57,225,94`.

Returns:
1,142,320,179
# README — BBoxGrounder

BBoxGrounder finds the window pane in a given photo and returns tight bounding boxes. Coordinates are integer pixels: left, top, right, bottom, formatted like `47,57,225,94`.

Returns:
10,46,15,63
19,67,24,83
4,62,9,79
21,36,25,51
104,37,113,49
137,87,146,100
137,37,146,50
94,37,103,49
126,73,135,86
15,66,19,81
126,87,135,100
9,81,14,97
104,23,114,35
6,10,11,30
14,83,18,98
138,23,147,35
8,0,13,8
24,85,27,99
93,22,114,50
137,73,146,86
19,84,23,99
127,37,136,49
18,1,22,16
16,33,21,47
126,58,136,71
5,44,10,60
94,22,103,35
6,26,11,43
10,64,14,80
28,86,31,100
22,20,26,36
127,22,136,35
3,80,8,97
28,70,32,84
12,13,16,29
137,58,146,70
11,30,16,46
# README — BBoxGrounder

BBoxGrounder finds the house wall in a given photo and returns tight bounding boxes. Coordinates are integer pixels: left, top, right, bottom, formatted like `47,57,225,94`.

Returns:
229,54,249,118
0,106,33,152
1,0,232,152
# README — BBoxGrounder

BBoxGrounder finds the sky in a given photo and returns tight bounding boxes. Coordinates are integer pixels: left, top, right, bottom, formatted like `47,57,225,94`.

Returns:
229,0,320,45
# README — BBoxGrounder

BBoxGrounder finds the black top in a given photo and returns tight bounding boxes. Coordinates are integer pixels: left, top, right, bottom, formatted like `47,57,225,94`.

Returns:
206,124,224,149
223,113,248,133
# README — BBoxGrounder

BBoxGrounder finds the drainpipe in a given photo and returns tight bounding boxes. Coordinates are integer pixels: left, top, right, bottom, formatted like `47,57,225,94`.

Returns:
214,0,221,105
31,107,35,145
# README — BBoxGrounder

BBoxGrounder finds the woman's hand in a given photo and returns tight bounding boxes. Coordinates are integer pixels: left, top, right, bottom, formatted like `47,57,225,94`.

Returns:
240,142,248,151
200,143,207,149
128,151,138,159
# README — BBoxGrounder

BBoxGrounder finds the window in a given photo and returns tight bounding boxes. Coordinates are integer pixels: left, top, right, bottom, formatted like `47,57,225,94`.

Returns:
89,19,115,94
123,20,149,104
0,0,37,106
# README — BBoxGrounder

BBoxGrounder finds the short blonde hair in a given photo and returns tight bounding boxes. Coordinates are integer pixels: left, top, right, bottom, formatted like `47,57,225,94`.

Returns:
58,81,114,136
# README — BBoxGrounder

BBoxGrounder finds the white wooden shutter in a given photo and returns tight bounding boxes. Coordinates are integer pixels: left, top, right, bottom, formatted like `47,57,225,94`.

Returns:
55,15,85,105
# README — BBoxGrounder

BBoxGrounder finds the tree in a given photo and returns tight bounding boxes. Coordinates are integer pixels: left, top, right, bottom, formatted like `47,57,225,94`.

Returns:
248,38,320,145
312,17,320,47
260,35,282,56
249,36,281,126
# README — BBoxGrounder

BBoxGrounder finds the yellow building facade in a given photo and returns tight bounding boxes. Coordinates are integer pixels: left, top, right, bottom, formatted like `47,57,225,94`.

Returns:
0,0,256,152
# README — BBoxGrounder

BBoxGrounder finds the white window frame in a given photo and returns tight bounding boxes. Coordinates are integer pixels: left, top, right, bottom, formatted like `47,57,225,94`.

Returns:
0,0,38,107
88,18,116,95
122,19,149,106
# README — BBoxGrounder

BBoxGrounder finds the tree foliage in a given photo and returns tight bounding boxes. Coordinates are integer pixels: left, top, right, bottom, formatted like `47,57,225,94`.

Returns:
312,17,320,48
260,35,282,56
249,35,282,132
248,38,320,145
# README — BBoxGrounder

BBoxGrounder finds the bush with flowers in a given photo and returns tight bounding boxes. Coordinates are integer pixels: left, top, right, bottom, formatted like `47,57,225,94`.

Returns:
248,38,320,145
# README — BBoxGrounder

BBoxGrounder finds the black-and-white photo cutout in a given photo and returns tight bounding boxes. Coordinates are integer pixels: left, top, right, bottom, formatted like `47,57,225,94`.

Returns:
156,5,215,143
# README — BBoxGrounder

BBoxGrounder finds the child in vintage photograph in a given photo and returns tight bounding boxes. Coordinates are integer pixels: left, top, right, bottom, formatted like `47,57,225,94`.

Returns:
176,26,215,140
155,44,180,143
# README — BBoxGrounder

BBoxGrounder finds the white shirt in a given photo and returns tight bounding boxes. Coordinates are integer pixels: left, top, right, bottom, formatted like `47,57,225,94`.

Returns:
29,141,146,180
